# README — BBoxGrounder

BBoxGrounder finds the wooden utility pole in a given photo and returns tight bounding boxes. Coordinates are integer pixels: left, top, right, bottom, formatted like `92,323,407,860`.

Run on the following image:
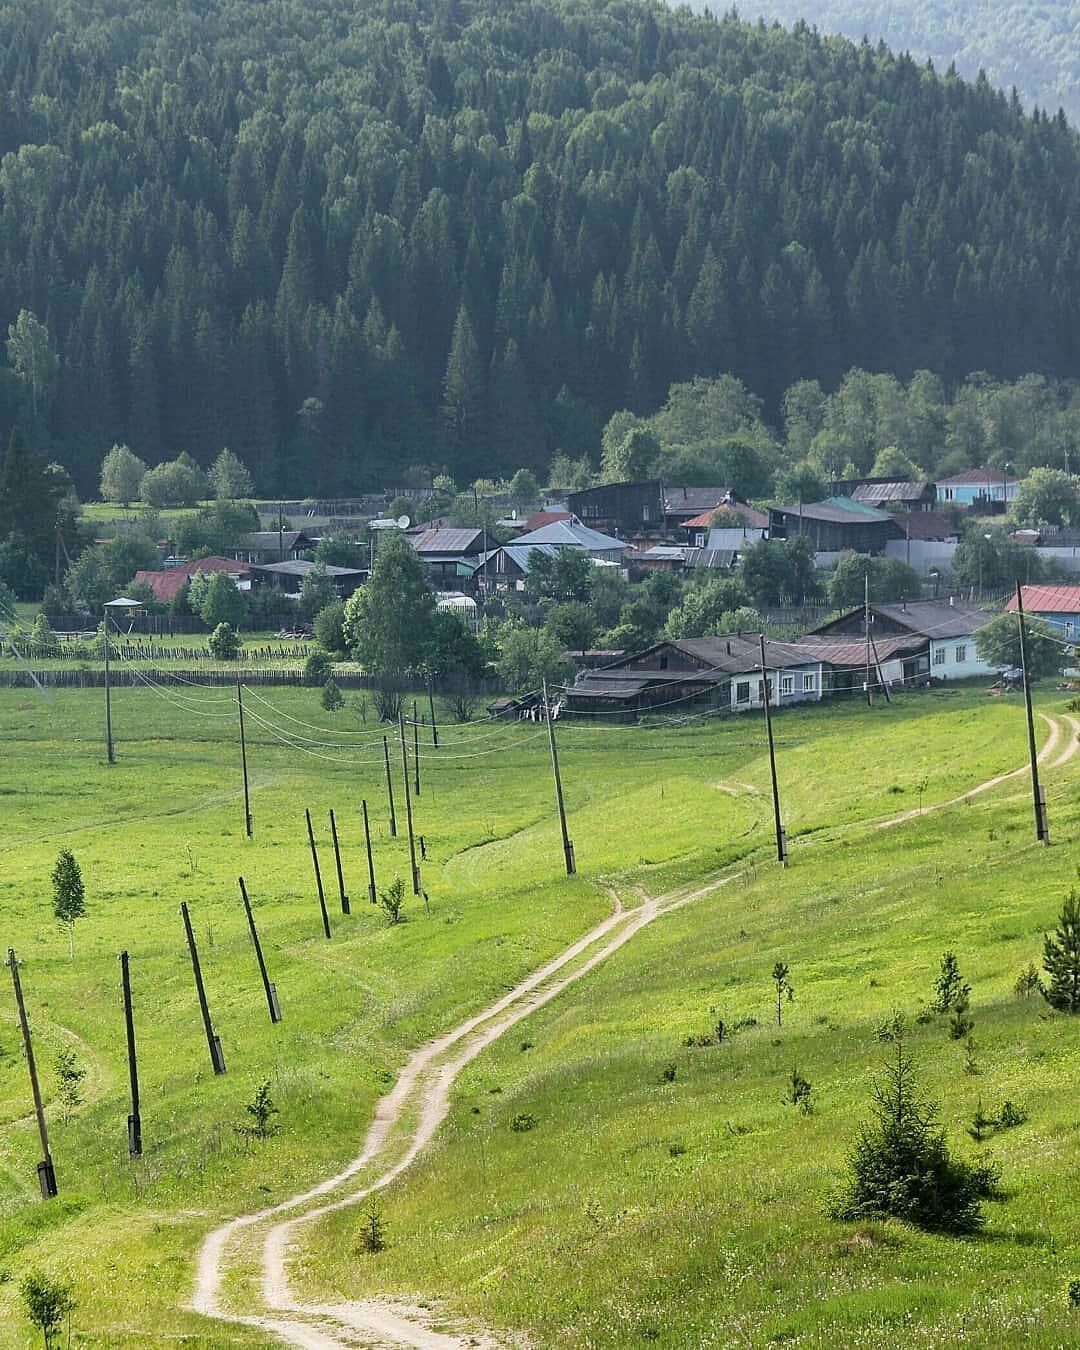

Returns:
180,903,226,1074
7,949,57,1196
237,679,253,838
398,712,421,894
383,735,397,836
412,710,421,797
329,809,350,913
759,636,788,865
1016,583,1050,844
864,571,873,707
104,609,115,764
361,798,377,904
120,950,142,1157
428,684,439,747
305,809,332,937
543,680,575,875
239,878,281,1023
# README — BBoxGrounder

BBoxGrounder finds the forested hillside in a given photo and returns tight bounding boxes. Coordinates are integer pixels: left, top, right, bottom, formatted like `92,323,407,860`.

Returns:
1,0,1080,496
741,1,1080,128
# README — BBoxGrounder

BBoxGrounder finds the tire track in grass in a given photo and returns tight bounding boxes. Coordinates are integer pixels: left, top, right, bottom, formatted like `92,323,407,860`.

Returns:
191,712,1076,1347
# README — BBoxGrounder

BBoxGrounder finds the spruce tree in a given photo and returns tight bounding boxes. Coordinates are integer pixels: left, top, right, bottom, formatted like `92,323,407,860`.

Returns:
51,849,86,959
1042,891,1080,1013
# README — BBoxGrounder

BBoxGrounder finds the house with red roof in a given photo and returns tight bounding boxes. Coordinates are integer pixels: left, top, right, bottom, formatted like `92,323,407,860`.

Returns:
1005,584,1080,641
133,556,251,604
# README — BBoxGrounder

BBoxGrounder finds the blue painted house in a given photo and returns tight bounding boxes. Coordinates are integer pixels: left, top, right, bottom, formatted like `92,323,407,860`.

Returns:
935,468,1019,509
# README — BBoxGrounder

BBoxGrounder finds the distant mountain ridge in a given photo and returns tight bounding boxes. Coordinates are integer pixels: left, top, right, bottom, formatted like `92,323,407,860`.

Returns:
737,1,1080,125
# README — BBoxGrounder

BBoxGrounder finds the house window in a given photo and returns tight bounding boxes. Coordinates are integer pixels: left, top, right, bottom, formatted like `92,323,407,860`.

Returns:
694,532,705,547
736,681,750,703
802,673,816,692
933,646,946,665
955,645,967,663
642,504,651,522
943,487,954,501
1066,621,1075,639
780,675,794,696
757,678,773,702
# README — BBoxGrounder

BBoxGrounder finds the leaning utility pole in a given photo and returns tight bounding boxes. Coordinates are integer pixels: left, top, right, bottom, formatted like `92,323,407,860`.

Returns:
329,809,350,914
1015,583,1050,844
239,877,281,1023
180,904,226,1074
120,951,142,1157
305,809,332,938
383,735,397,837
398,712,421,894
759,635,787,865
543,680,575,875
361,798,377,905
8,949,57,1196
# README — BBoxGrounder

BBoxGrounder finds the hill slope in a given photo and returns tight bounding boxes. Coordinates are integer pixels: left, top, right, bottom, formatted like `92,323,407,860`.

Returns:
1,0,1080,494
741,1,1080,127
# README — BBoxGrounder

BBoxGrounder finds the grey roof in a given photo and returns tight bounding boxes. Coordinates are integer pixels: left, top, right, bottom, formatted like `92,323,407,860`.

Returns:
239,530,314,550
686,547,737,569
250,560,365,578
850,481,930,505
409,527,485,555
772,497,894,524
662,487,741,516
477,543,559,573
511,519,631,551
671,636,823,674
936,467,1019,486
871,600,990,639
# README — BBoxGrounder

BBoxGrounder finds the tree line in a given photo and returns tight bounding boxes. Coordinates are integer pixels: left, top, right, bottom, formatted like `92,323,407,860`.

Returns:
0,0,1079,498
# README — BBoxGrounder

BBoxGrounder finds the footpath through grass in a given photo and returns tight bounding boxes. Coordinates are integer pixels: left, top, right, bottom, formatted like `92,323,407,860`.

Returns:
0,684,1073,1346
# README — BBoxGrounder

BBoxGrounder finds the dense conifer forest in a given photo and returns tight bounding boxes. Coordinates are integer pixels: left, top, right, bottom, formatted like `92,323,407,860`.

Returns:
741,1,1080,128
1,0,1080,496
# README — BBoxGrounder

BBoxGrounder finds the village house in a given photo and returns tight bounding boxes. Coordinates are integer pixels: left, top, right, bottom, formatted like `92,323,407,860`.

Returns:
133,556,252,604
565,635,826,721
768,497,903,557
935,467,1019,510
247,560,366,600
1005,584,1080,640
231,530,318,564
565,481,665,538
406,527,486,583
842,478,937,512
806,598,996,680
509,516,632,563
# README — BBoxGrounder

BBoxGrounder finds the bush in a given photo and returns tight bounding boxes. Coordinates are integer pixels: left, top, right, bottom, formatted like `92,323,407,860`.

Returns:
831,1039,999,1234
510,1112,537,1132
304,648,333,686
20,1271,74,1347
378,876,406,925
208,622,241,660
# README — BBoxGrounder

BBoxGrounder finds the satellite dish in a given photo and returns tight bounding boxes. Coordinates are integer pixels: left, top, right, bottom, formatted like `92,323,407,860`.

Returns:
397,514,411,529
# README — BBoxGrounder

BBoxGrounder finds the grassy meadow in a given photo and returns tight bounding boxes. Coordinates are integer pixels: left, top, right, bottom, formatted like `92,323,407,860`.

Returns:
0,681,1076,1346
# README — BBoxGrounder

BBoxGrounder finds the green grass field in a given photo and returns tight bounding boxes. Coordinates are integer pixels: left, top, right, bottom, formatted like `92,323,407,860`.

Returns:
0,683,1076,1346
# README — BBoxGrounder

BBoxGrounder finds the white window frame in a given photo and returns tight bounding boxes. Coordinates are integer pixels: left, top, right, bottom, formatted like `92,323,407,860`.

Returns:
735,680,750,703
780,675,794,696
955,645,967,663
802,673,816,692
933,646,946,665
